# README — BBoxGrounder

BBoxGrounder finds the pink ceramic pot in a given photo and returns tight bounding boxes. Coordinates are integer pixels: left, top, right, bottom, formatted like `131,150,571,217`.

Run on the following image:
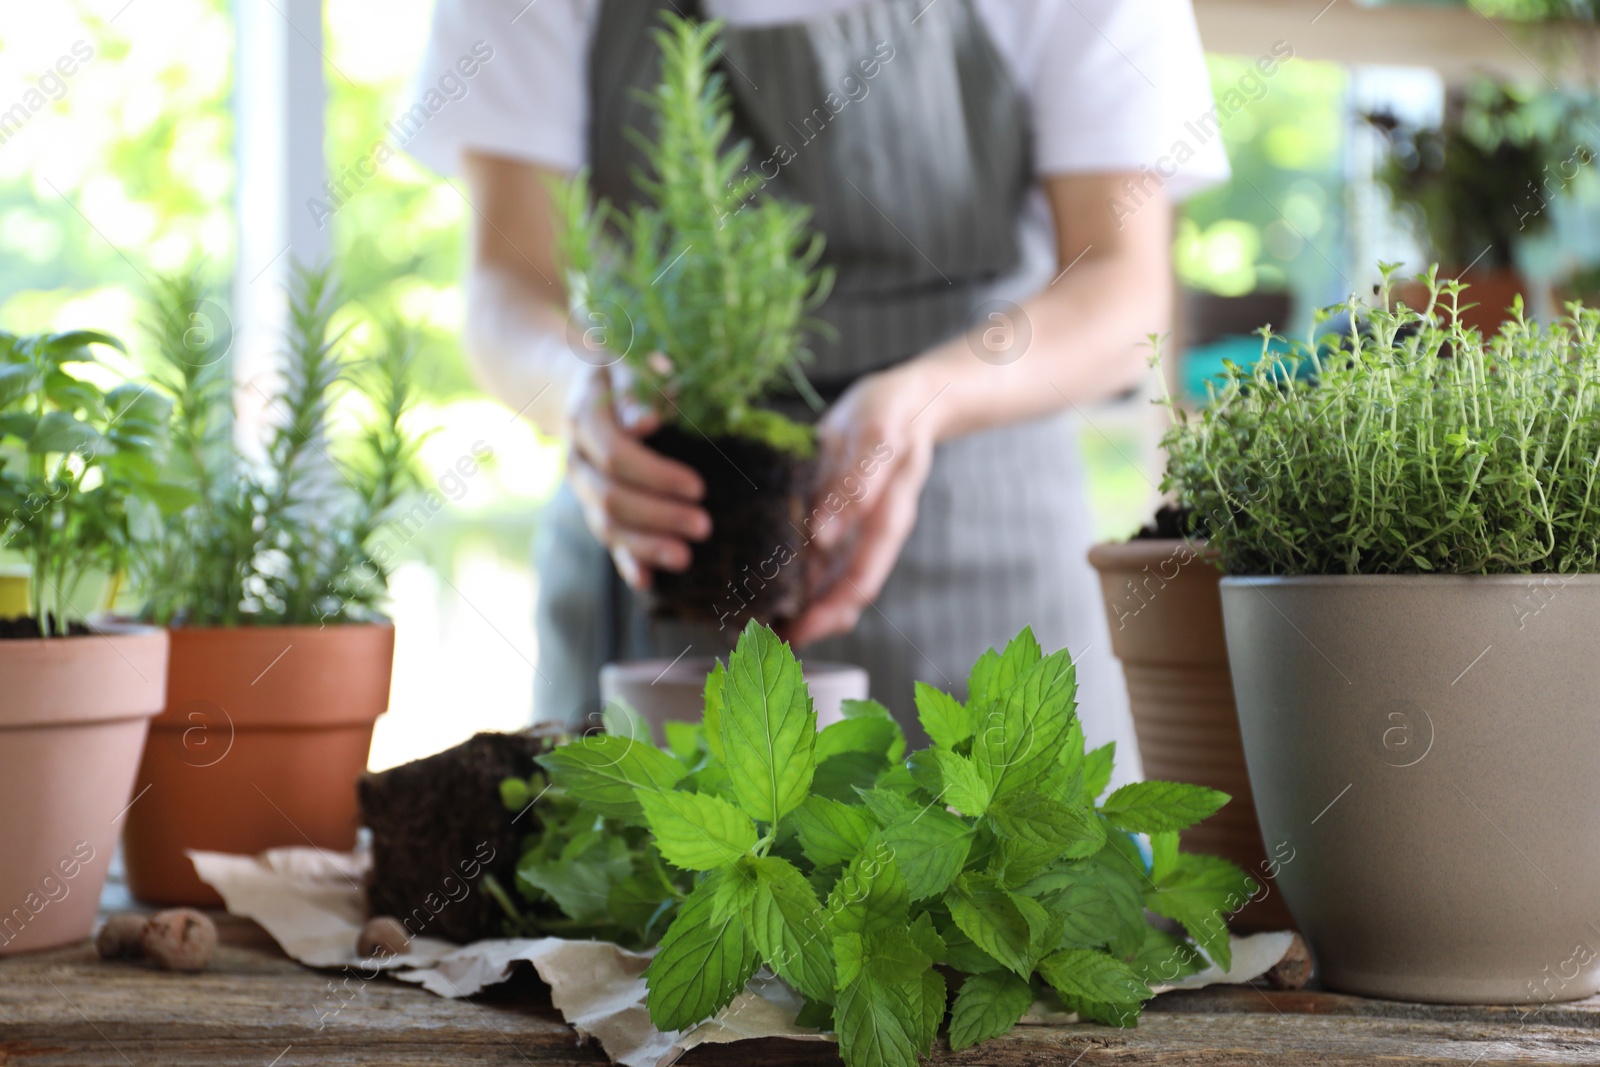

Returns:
0,623,168,954
601,657,868,742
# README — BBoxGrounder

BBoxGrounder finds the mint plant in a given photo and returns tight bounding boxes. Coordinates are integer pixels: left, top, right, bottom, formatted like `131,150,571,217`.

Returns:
502,622,1254,1065
557,13,833,457
1162,265,1600,576
0,327,180,635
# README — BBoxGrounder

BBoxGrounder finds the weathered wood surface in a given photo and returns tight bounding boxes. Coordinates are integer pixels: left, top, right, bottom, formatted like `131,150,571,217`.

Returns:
3,915,1599,1066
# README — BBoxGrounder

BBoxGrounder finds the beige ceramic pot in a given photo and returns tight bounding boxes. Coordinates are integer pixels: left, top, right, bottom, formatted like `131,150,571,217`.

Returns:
1088,539,1290,933
601,657,868,742
123,623,394,906
0,623,168,954
1222,574,1600,1003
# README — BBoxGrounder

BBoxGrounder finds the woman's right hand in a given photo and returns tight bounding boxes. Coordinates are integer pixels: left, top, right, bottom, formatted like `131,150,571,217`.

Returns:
567,365,711,589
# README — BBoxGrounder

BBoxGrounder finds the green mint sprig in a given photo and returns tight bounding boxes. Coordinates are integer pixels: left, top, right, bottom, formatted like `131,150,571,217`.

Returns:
510,622,1254,1065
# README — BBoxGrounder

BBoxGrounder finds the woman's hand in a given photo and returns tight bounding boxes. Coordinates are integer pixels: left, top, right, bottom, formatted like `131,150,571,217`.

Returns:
784,364,941,647
567,365,711,589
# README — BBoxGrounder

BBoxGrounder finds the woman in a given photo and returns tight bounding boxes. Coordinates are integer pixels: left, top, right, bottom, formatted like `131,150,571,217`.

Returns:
405,0,1227,774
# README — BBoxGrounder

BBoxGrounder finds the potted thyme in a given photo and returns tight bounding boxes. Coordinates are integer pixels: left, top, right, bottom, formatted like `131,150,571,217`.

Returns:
121,266,424,906
559,14,832,628
0,326,176,952
1164,265,1600,1003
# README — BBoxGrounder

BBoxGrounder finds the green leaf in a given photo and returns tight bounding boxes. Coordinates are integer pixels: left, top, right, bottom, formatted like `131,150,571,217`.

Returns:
946,873,1039,976
499,777,531,812
855,785,919,827
518,854,620,924
788,795,874,867
811,751,888,802
537,735,688,820
637,788,758,870
645,868,760,1031
664,720,702,763
971,649,1078,799
990,628,1042,701
746,856,835,1003
1130,926,1205,986
1149,831,1179,882
720,622,817,825
1082,742,1116,803
949,970,1034,1052
816,716,900,763
915,681,973,749
703,660,727,764
874,807,974,901
0,364,35,408
28,411,102,455
1037,948,1152,1006
1101,781,1230,833
1146,854,1255,970
826,843,908,936
840,697,905,760
966,648,1001,709
43,329,126,359
932,750,991,816
834,970,924,1067
987,791,1105,858
601,699,653,744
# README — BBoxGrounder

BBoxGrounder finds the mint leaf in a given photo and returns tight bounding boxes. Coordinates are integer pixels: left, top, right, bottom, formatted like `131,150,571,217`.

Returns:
601,699,651,744
875,807,974,900
536,735,687,820
1146,853,1255,970
826,844,908,935
1022,864,1122,951
834,970,924,1067
812,751,889,803
840,698,907,760
990,627,1042,700
966,647,1000,709
1082,742,1115,803
788,795,874,867
703,660,727,764
932,749,991,816
1101,781,1230,833
971,650,1077,800
914,681,973,749
1149,830,1179,881
720,621,817,825
637,788,758,871
747,856,835,1003
946,873,1041,976
987,791,1104,857
1130,926,1205,986
816,716,900,763
1037,948,1152,1005
518,841,627,924
991,836,1061,888
663,720,702,763
948,970,1034,1052
911,968,948,1051
856,785,919,827
645,869,759,1031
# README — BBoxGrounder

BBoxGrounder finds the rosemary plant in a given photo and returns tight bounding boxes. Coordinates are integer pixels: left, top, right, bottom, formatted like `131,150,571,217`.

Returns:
558,13,833,456
1162,265,1600,576
0,327,178,635
136,265,423,627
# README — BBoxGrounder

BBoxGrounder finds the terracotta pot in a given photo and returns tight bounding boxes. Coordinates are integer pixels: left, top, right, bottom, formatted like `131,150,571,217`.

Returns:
1088,539,1292,933
1222,575,1600,1003
601,657,868,743
0,624,167,954
122,622,394,906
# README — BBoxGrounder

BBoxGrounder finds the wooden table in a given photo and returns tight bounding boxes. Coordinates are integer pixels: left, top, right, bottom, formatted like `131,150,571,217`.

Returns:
4,914,1599,1066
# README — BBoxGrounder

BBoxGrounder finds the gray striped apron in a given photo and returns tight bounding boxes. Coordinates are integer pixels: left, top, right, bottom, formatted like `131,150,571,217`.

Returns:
535,0,1138,776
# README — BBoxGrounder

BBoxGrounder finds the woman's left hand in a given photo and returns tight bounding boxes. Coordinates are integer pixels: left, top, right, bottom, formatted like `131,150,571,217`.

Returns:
784,363,942,647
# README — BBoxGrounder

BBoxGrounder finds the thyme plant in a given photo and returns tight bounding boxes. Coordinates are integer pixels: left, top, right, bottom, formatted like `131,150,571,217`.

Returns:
136,266,423,627
558,14,833,456
1162,265,1600,575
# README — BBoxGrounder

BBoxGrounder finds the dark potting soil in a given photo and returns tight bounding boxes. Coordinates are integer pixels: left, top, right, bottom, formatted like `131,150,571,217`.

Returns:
358,728,565,943
1132,504,1194,541
0,616,90,639
644,424,813,631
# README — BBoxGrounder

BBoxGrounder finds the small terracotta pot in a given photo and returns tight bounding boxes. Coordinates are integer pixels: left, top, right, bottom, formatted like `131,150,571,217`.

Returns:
601,657,868,743
1088,539,1292,933
1222,575,1600,1002
122,622,394,906
0,624,167,954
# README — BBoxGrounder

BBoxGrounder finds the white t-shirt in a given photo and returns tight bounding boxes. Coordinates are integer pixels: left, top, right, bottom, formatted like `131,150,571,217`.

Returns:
405,0,1230,199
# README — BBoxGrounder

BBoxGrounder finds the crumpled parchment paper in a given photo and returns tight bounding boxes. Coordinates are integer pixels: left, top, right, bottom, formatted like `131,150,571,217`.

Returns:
192,847,1296,1067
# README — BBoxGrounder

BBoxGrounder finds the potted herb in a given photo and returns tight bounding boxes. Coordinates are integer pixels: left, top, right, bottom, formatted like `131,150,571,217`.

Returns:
1164,265,1600,1002
1087,506,1291,932
0,327,175,953
121,267,422,906
558,14,833,629
499,621,1257,1063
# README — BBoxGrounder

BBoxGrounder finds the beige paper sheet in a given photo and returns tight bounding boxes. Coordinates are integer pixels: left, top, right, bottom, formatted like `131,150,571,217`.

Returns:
192,847,1293,1067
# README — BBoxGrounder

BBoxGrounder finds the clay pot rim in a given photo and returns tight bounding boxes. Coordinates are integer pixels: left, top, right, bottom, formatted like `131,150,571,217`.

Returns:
1220,573,1600,588
166,619,394,637
1089,538,1217,570
0,618,167,647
